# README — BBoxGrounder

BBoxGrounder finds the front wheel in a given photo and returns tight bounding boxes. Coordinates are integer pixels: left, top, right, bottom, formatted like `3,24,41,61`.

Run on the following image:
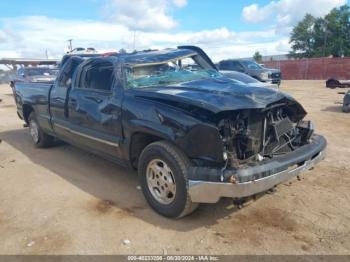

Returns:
28,112,54,148
138,141,198,218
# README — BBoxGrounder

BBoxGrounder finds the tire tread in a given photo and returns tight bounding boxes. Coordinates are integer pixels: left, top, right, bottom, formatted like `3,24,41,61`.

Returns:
28,112,54,148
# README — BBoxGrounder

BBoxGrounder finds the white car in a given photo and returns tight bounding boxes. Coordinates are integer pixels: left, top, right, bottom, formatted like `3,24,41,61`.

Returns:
67,47,97,54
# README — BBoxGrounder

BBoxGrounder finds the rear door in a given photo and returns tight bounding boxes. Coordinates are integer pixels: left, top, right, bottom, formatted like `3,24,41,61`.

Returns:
66,58,124,159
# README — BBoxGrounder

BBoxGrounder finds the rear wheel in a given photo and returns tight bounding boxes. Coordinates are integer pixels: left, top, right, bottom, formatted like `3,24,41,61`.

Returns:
138,141,198,218
28,112,54,148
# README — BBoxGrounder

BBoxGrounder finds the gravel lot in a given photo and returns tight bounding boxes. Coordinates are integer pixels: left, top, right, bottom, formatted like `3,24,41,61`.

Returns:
0,81,349,255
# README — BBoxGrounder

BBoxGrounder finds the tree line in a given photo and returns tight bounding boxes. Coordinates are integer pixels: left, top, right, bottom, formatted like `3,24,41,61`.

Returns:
289,4,350,58
253,4,350,61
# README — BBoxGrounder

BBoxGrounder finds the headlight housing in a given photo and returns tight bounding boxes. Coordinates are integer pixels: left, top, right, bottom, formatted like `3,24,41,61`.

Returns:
260,72,269,80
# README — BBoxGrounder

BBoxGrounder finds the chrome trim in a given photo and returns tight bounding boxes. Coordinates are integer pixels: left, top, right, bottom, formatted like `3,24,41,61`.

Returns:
54,123,70,131
54,123,119,148
188,150,325,203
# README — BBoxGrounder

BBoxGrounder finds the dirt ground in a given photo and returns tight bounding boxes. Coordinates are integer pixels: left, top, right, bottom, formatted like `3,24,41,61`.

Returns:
0,81,349,255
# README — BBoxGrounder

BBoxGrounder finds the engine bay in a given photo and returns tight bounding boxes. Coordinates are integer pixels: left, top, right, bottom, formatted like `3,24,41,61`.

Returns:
217,105,314,167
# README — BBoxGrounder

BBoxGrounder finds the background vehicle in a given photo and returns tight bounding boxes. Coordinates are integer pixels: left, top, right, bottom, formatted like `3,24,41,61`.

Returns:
217,59,281,85
342,91,350,112
10,67,58,88
67,47,98,54
13,46,326,218
326,78,350,88
220,70,278,89
0,69,13,84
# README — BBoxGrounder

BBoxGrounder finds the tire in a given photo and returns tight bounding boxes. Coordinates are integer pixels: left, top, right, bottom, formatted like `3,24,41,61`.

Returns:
28,112,54,148
343,105,350,113
326,78,339,89
138,141,198,218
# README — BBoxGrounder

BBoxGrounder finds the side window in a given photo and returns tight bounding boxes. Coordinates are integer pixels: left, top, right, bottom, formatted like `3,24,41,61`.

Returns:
79,61,114,92
231,61,244,72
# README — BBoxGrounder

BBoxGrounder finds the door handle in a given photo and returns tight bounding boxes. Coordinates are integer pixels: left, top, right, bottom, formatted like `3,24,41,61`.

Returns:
86,96,102,104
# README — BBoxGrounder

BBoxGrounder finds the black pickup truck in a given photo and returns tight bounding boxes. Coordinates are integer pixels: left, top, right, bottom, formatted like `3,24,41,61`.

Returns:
13,46,326,218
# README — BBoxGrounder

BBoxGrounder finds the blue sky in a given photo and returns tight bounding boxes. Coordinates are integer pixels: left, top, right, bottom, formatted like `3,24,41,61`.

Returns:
0,0,348,61
174,0,275,32
0,0,271,31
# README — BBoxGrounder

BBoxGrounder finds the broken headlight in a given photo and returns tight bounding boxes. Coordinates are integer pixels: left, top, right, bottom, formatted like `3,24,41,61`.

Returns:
296,120,314,143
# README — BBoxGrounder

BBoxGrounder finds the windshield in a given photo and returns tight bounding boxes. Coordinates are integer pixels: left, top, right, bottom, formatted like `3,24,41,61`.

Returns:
126,55,221,89
241,60,262,70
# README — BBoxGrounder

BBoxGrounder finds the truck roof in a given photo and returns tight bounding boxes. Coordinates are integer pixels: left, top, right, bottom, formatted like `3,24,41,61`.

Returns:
61,48,198,67
120,48,196,66
60,46,218,72
219,59,254,62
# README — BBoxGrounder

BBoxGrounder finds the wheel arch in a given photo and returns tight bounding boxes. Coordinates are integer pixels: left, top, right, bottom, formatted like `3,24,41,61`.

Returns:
129,132,165,169
22,104,34,124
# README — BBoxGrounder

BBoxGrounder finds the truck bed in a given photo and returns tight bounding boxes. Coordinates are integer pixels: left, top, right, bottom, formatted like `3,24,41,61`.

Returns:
13,81,53,130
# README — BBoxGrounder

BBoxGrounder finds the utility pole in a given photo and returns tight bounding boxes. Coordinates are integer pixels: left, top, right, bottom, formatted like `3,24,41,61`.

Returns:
45,49,49,59
67,39,73,52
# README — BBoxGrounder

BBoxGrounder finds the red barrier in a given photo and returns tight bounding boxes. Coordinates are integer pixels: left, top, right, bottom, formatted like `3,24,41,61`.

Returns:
264,57,350,80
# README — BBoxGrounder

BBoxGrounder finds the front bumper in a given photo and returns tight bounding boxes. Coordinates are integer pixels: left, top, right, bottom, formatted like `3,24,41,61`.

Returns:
188,134,326,203
262,78,281,85
271,79,281,85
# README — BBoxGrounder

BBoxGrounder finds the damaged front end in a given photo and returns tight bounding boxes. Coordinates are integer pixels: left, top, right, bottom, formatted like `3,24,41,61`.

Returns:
188,99,326,203
217,101,314,168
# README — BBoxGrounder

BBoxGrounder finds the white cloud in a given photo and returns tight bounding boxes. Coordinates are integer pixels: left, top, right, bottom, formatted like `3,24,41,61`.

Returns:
242,4,273,23
0,16,285,62
204,36,294,61
242,0,346,33
102,0,187,32
0,50,20,58
173,0,187,8
1,16,133,58
2,0,347,66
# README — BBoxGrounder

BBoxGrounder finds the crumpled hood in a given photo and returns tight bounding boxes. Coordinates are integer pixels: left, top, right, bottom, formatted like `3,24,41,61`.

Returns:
132,77,305,116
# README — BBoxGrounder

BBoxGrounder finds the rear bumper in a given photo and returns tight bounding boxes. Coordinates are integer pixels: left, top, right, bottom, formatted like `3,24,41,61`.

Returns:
188,134,326,203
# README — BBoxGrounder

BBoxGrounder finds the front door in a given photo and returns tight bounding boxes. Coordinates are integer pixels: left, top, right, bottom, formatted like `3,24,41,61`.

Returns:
67,59,123,159
50,57,83,139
